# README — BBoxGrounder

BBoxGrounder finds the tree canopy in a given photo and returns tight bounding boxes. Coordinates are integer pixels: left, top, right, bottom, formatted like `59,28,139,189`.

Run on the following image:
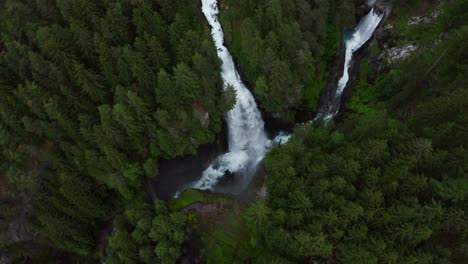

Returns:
0,0,230,261
220,0,356,121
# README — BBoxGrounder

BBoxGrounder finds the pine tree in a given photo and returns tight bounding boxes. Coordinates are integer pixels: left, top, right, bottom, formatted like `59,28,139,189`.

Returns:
72,60,105,102
244,201,271,227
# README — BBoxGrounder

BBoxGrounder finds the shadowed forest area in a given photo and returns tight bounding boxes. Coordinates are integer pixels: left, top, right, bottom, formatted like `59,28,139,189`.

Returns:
200,1,467,262
0,0,466,263
0,0,231,262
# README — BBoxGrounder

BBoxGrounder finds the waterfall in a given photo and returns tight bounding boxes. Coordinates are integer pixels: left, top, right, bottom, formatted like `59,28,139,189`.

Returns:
175,2,383,197
318,8,384,120
176,0,269,195
273,8,383,144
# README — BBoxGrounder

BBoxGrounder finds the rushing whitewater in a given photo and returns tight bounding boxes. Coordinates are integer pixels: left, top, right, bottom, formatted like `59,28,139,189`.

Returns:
318,8,384,119
175,3,383,196
337,9,383,97
177,0,269,194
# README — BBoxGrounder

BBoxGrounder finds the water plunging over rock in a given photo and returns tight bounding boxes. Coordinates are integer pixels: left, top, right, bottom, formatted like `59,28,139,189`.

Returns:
274,7,384,141
174,1,384,197
316,8,384,120
176,0,270,195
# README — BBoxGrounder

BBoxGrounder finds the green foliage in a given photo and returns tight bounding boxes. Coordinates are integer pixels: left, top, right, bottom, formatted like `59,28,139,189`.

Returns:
351,3,468,117
206,3,468,261
202,213,254,263
221,85,237,113
0,0,226,260
150,205,186,263
348,81,381,115
244,201,271,226
0,0,466,263
105,201,187,264
31,172,114,256
377,26,468,110
168,189,231,212
236,104,466,262
221,0,355,120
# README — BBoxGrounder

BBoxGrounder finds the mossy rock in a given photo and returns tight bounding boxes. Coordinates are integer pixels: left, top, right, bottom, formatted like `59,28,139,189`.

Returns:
168,189,232,212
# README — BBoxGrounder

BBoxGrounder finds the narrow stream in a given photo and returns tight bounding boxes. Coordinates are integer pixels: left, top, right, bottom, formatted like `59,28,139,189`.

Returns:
174,1,384,197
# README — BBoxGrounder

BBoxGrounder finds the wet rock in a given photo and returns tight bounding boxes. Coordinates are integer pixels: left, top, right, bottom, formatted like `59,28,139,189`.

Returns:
375,23,394,44
0,256,12,264
215,170,238,188
356,0,373,20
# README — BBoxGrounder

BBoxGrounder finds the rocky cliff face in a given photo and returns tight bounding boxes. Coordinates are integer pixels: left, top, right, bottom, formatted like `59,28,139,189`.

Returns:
356,0,374,19
316,1,388,120
371,2,448,74
341,0,453,116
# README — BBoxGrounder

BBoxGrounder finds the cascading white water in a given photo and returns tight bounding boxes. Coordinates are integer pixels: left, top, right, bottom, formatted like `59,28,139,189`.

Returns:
175,2,383,196
319,8,384,119
276,8,383,141
177,0,269,194
337,8,383,98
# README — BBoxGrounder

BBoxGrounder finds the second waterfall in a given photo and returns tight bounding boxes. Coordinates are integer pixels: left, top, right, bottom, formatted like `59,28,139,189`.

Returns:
177,0,384,196
317,8,384,119
177,0,270,195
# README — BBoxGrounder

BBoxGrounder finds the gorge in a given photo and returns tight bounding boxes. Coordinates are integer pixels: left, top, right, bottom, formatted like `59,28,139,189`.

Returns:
316,8,384,120
1,0,465,262
173,0,385,196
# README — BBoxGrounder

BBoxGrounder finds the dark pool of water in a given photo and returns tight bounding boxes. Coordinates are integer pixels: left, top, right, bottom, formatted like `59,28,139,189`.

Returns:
152,140,225,200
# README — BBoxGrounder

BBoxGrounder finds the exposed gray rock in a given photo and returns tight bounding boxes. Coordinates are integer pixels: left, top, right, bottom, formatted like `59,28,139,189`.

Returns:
382,45,418,64
384,24,394,31
375,23,394,44
408,10,442,26
200,112,210,127
356,0,373,19
434,33,448,46
0,255,12,264
194,111,210,127
256,186,269,201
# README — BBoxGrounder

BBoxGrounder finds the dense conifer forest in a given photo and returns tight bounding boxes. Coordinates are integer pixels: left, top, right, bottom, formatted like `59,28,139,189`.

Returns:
0,0,466,263
220,0,356,121
0,0,229,261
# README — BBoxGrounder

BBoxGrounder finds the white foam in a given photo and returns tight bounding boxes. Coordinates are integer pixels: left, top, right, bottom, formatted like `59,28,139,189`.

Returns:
271,132,292,146
175,4,383,197
191,151,249,191
320,9,384,119
176,0,269,194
